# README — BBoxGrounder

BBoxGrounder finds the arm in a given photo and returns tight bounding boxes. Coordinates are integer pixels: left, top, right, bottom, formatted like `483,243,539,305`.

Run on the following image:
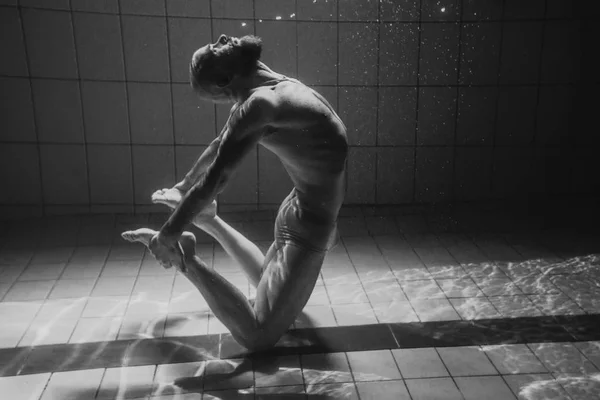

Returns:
175,136,221,192
161,95,274,239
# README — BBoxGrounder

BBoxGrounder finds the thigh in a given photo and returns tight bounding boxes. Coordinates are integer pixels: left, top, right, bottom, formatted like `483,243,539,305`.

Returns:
253,240,325,340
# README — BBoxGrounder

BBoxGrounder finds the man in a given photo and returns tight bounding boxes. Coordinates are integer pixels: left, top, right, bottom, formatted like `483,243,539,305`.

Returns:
122,34,348,351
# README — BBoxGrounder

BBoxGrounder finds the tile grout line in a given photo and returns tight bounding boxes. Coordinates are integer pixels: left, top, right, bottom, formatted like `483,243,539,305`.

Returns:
451,1,465,204
164,0,178,205
412,0,423,204
16,2,46,216
116,0,136,214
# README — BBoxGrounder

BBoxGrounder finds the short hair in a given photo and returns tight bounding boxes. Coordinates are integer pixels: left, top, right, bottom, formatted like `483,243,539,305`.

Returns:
190,35,263,90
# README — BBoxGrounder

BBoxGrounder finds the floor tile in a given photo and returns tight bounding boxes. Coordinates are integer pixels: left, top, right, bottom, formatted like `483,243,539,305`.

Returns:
528,294,586,316
19,318,79,346
489,295,544,318
552,372,600,400
0,323,29,348
39,368,104,400
202,358,254,391
4,280,55,301
455,376,517,400
332,303,378,326
152,361,204,396
372,301,419,323
301,353,352,384
528,342,599,374
410,298,461,322
35,298,87,321
400,279,445,300
503,373,571,400
327,284,368,304
347,350,402,381
0,373,51,400
305,382,359,399
117,312,166,340
100,259,142,277
69,316,123,343
295,305,337,328
305,284,330,306
574,341,600,369
482,344,548,374
437,277,484,298
437,346,498,376
355,380,411,400
49,278,96,299
254,354,304,388
82,296,129,318
254,384,305,398
391,348,448,379
91,276,136,297
168,291,209,314
405,377,464,400
163,312,210,337
450,297,502,320
18,263,65,281
362,279,408,303
97,365,156,400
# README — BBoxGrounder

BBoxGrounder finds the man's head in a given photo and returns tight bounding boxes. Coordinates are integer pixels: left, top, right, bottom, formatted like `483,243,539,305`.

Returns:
190,34,263,102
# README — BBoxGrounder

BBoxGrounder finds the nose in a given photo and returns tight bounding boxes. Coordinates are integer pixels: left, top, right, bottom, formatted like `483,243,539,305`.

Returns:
217,34,228,45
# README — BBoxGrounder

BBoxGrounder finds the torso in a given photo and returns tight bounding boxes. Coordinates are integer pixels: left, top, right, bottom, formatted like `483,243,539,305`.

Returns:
241,78,349,221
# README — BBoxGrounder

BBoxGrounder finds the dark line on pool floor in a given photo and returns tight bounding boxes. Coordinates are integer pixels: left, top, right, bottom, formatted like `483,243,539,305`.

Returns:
1,314,598,377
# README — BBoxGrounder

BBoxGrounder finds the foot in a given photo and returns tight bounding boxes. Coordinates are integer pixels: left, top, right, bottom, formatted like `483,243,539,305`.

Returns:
151,187,217,226
121,228,157,246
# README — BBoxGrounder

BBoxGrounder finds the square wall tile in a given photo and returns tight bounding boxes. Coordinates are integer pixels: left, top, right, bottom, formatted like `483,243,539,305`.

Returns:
211,0,254,19
419,23,460,85
122,16,169,82
73,13,124,81
495,86,537,145
339,0,379,21
258,147,293,204
32,79,84,143
88,145,133,204
256,21,297,78
346,147,376,204
20,0,69,9
173,84,216,145
459,22,501,85
297,0,337,21
168,17,212,83
21,9,78,79
0,144,42,204
128,82,173,144
417,87,457,146
120,0,166,15
377,148,414,204
378,87,417,146
541,21,581,84
503,0,545,20
415,147,453,203
81,81,130,144
255,0,295,19
0,77,36,142
492,147,533,198
462,0,503,21
339,23,378,85
421,0,461,21
454,147,493,201
212,19,255,45
379,22,419,85
536,86,575,145
175,145,207,182
531,148,572,195
132,145,176,204
218,146,258,205
40,144,89,204
0,8,28,76
499,22,543,85
166,0,210,17
71,0,119,13
380,0,420,21
339,87,377,145
297,22,337,85
456,87,497,146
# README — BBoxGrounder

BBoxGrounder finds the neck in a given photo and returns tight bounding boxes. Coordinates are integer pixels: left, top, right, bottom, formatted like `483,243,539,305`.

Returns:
231,61,283,102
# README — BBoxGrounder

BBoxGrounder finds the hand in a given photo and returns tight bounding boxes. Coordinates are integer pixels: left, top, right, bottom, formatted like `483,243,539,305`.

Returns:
149,233,187,273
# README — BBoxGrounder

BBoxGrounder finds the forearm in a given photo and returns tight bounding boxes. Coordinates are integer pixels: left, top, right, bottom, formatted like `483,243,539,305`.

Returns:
176,138,220,191
161,174,224,238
